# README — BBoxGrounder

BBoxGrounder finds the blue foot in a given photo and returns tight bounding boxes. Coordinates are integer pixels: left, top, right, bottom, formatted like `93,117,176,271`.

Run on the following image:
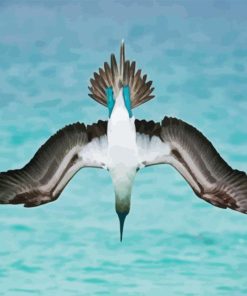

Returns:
123,86,133,118
106,87,115,117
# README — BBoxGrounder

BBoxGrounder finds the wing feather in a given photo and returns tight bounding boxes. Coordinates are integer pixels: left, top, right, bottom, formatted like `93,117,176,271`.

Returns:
0,121,107,207
136,117,247,214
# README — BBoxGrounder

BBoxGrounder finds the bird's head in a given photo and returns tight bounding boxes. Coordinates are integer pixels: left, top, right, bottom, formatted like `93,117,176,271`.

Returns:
112,166,136,242
115,195,130,242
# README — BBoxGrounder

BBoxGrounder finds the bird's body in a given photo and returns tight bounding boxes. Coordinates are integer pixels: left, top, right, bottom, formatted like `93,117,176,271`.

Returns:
107,89,138,216
107,88,138,169
0,41,247,241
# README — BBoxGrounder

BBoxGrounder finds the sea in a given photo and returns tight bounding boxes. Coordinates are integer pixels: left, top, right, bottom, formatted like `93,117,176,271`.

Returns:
0,1,247,295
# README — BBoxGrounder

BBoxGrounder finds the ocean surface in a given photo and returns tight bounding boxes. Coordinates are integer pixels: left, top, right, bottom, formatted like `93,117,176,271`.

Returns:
0,1,247,295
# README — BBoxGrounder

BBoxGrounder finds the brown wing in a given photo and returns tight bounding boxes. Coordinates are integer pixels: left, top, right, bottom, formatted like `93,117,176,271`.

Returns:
0,121,107,207
136,117,247,214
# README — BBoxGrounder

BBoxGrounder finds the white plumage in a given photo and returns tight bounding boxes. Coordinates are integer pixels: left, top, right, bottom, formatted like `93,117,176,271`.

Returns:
107,89,138,211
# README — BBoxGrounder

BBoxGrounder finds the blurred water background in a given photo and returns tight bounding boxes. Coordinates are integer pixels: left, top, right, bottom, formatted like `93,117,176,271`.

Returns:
0,1,247,295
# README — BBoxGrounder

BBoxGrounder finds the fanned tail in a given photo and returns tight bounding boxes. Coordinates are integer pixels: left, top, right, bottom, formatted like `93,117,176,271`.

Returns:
88,41,155,108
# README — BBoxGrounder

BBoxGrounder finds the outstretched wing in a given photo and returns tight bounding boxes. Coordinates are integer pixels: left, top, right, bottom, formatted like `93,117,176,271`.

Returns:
0,120,108,207
136,117,247,214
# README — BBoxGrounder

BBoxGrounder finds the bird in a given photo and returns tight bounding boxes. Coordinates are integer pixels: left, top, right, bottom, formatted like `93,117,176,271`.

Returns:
0,41,247,241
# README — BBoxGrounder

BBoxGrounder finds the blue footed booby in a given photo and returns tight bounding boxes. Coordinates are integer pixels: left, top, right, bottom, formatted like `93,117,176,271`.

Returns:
0,42,247,241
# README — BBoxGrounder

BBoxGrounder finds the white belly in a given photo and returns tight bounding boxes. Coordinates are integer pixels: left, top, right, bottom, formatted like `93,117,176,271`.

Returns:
106,103,139,195
107,107,138,169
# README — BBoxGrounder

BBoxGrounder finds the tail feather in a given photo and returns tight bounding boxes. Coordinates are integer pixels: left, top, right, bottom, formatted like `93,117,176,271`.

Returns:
120,40,125,81
88,41,155,108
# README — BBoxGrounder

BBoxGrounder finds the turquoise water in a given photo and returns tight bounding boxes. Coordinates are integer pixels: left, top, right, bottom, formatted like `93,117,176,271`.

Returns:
0,1,247,295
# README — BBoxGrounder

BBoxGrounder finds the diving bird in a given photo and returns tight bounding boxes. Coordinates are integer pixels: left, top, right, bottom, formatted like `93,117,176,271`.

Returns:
0,42,247,241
